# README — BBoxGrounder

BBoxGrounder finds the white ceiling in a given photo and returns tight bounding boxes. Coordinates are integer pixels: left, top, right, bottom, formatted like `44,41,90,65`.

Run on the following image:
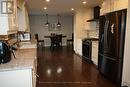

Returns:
27,0,102,15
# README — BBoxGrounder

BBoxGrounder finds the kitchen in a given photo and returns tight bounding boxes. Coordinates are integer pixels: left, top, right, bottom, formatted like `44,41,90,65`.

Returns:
0,0,130,87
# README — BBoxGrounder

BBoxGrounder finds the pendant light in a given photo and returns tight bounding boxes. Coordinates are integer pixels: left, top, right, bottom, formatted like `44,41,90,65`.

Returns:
45,14,49,26
57,14,61,27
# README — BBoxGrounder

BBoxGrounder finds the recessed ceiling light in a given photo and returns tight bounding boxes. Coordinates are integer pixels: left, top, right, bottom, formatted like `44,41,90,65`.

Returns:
71,8,74,11
82,1,87,4
44,7,47,10
46,0,50,2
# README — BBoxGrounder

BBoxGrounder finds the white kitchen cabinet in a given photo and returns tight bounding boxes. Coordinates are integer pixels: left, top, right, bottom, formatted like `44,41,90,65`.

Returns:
0,59,37,87
76,39,82,56
0,16,9,35
0,0,18,35
0,0,30,35
0,69,32,87
32,58,37,87
17,1,30,32
8,0,18,34
92,41,98,66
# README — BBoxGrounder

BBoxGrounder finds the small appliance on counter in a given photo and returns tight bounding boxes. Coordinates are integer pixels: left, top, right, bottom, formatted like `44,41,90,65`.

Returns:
0,41,11,64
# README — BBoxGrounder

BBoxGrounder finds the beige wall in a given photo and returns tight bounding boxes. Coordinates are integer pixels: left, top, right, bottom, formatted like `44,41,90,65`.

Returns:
29,15,73,46
101,0,130,86
122,0,130,86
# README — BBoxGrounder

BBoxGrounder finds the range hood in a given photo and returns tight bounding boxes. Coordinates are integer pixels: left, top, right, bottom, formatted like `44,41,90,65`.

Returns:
87,6,100,22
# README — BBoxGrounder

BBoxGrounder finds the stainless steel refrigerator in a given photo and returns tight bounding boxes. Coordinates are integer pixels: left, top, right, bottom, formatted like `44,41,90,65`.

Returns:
98,9,127,86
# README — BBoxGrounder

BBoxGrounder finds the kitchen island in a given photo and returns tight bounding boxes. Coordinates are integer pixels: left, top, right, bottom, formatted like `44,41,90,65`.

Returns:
0,42,37,87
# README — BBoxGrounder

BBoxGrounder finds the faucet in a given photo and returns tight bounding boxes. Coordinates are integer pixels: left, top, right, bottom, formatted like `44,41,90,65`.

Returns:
10,45,17,59
17,31,25,39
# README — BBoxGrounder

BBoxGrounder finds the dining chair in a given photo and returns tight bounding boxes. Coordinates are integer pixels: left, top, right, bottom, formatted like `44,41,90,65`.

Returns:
55,34,62,46
67,33,73,46
50,36,56,47
35,34,44,47
50,34,62,48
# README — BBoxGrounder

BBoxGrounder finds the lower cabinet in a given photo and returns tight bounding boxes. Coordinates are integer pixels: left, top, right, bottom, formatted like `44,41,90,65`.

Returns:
92,41,98,66
32,58,37,87
0,69,35,87
0,60,37,87
76,39,82,56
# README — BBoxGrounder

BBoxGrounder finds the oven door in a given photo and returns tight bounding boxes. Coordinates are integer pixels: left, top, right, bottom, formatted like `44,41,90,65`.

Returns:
82,40,92,63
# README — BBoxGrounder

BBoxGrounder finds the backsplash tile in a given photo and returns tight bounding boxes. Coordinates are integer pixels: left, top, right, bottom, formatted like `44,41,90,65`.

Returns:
88,30,99,38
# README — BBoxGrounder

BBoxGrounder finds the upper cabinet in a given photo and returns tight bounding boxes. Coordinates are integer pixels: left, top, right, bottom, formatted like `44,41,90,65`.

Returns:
0,0,30,35
87,6,100,22
8,0,18,34
85,6,100,31
17,0,30,32
0,0,17,35
17,0,24,9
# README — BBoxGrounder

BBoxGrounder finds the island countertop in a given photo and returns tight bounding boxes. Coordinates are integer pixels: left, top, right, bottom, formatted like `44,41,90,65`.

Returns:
0,43,37,72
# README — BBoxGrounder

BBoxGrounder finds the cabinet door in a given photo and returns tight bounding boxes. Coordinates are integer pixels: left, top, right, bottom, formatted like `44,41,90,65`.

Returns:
8,0,18,34
0,69,32,87
32,69,37,87
32,58,37,87
92,41,98,65
0,17,9,35
17,3,30,32
76,39,82,56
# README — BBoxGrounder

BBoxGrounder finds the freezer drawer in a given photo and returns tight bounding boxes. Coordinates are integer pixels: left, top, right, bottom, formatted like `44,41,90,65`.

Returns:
98,54,120,84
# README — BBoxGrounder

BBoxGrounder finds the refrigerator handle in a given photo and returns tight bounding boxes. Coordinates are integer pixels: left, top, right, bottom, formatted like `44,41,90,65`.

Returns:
111,24,115,34
101,34,104,42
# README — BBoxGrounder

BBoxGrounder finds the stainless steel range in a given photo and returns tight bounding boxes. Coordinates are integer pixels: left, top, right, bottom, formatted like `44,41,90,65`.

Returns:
82,39,92,63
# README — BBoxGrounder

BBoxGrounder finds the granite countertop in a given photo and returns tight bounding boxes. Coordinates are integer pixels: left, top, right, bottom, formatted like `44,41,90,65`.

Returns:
0,42,37,72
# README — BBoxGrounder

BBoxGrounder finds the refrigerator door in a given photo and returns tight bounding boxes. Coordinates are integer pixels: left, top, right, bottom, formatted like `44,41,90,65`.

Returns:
98,16,106,54
103,10,126,60
98,15,106,69
98,9,127,85
98,53,119,83
104,12,120,59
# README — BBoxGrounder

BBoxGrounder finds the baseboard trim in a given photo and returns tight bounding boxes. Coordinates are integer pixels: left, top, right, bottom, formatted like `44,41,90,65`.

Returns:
122,81,130,87
74,52,82,58
44,44,67,47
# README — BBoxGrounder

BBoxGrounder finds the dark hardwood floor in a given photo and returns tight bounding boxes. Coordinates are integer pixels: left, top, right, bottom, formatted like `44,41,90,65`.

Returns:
37,46,118,87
